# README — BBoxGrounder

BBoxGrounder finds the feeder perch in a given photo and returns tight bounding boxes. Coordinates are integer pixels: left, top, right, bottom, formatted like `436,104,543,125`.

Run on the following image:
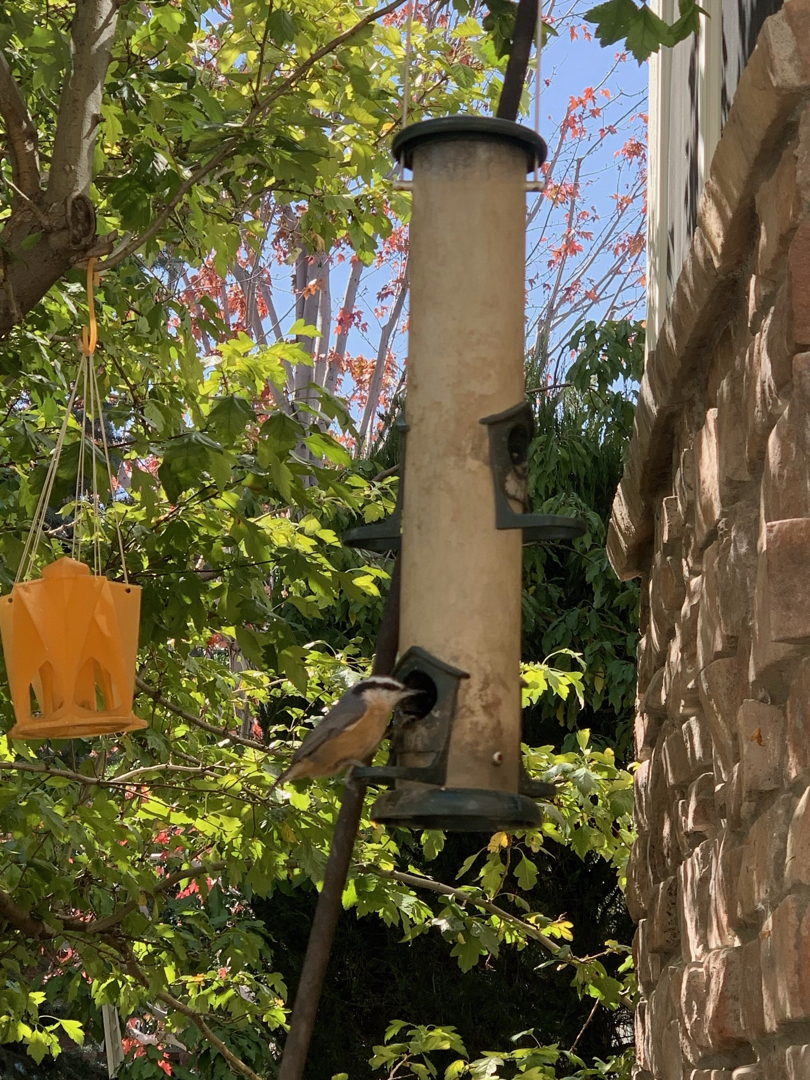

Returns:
480,402,585,544
355,116,582,832
0,557,145,739
357,645,557,831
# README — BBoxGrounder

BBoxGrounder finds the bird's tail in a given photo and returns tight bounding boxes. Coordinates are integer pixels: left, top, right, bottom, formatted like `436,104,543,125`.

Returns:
270,767,290,792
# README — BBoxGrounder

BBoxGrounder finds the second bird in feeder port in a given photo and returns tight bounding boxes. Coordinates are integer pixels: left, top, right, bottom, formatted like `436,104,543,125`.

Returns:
356,117,584,833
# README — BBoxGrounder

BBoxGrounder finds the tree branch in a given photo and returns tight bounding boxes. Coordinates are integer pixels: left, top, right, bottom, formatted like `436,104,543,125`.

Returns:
0,860,229,943
134,675,269,752
0,886,56,939
81,861,228,935
359,865,562,955
155,989,265,1080
123,951,265,1080
102,0,408,270
0,0,120,338
47,0,120,204
0,759,218,789
0,51,40,197
326,257,363,395
232,258,288,410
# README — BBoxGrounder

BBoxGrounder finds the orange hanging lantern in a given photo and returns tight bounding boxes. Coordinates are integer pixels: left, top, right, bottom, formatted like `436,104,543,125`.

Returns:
0,558,145,739
1,260,145,740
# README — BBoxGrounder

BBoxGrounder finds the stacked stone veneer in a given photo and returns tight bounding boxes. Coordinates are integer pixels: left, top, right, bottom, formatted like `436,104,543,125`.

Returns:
607,2,810,1077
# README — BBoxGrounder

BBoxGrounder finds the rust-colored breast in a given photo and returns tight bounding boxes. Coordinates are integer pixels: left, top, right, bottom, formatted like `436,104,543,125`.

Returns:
306,701,392,775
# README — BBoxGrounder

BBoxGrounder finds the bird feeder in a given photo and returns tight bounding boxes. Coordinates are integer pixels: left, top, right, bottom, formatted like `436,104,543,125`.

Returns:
0,557,145,739
351,117,584,831
0,261,144,741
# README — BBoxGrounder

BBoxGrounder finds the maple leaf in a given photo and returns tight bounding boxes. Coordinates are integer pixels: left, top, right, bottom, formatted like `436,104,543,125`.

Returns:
588,0,705,60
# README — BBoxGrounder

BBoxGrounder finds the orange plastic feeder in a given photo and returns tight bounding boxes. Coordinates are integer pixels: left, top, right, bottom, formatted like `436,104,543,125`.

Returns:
0,557,146,739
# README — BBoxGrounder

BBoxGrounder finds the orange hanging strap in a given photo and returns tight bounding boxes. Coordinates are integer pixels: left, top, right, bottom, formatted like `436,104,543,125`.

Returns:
81,257,99,357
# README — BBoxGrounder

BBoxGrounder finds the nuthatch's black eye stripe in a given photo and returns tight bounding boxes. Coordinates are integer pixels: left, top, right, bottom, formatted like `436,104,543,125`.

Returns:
351,676,406,694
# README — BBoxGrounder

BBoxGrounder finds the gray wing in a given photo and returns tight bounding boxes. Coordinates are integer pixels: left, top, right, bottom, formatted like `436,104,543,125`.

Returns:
290,693,367,763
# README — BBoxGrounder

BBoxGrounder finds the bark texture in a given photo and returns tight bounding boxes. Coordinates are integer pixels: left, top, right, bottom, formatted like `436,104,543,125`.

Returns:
0,0,119,339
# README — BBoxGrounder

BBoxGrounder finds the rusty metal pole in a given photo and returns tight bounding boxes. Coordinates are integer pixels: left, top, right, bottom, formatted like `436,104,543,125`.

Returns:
496,0,539,122
276,558,401,1080
276,775,367,1080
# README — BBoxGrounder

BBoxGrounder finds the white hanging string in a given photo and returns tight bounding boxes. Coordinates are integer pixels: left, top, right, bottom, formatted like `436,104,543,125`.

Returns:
16,368,84,584
90,350,129,583
90,371,101,576
71,356,89,563
17,260,129,585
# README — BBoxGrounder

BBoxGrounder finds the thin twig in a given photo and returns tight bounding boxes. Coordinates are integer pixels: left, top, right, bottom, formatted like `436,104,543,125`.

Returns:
569,998,599,1054
2,174,48,227
135,676,268,752
358,865,562,955
372,463,400,482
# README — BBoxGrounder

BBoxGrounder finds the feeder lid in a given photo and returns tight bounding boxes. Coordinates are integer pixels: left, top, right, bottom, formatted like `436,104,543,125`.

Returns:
392,116,547,173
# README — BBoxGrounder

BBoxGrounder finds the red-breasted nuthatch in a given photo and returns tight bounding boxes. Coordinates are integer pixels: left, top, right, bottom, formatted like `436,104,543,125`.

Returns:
271,676,418,788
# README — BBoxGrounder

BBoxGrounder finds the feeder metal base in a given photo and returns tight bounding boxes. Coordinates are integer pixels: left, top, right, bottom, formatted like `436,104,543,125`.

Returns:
370,786,543,832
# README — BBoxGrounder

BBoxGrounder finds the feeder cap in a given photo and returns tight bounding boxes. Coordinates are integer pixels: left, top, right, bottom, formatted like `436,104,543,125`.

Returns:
392,116,547,173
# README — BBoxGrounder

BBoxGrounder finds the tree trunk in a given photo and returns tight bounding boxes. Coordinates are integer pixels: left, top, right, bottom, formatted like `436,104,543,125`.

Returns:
0,0,120,338
358,261,409,446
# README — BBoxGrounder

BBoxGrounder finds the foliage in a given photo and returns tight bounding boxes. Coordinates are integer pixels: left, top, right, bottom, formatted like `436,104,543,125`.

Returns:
520,323,642,750
370,1022,635,1079
585,0,706,61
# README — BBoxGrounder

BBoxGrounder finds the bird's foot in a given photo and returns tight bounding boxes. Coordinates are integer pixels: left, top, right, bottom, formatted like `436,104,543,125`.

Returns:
343,759,370,779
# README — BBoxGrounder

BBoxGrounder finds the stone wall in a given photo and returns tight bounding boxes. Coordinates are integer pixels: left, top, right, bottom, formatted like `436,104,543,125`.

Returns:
607,2,810,1076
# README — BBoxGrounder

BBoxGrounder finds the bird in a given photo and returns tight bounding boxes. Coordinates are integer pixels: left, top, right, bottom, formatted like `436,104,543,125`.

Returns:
271,676,418,789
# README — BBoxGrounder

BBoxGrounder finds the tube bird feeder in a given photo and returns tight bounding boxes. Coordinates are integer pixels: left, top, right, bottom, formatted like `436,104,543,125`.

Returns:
349,117,584,832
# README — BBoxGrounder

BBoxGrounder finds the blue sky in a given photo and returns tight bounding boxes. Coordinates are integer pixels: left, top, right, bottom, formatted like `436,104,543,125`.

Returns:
259,15,649,424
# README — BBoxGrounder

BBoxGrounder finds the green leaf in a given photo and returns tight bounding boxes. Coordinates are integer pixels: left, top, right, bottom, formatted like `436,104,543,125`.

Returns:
267,9,297,42
159,431,222,502
586,0,697,59
57,1019,85,1045
585,0,638,45
514,856,538,892
450,933,486,973
670,0,707,42
570,825,594,860
455,853,479,880
288,319,320,338
304,431,352,467
262,412,303,454
624,3,676,59
421,830,445,862
208,394,254,443
384,1020,409,1041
